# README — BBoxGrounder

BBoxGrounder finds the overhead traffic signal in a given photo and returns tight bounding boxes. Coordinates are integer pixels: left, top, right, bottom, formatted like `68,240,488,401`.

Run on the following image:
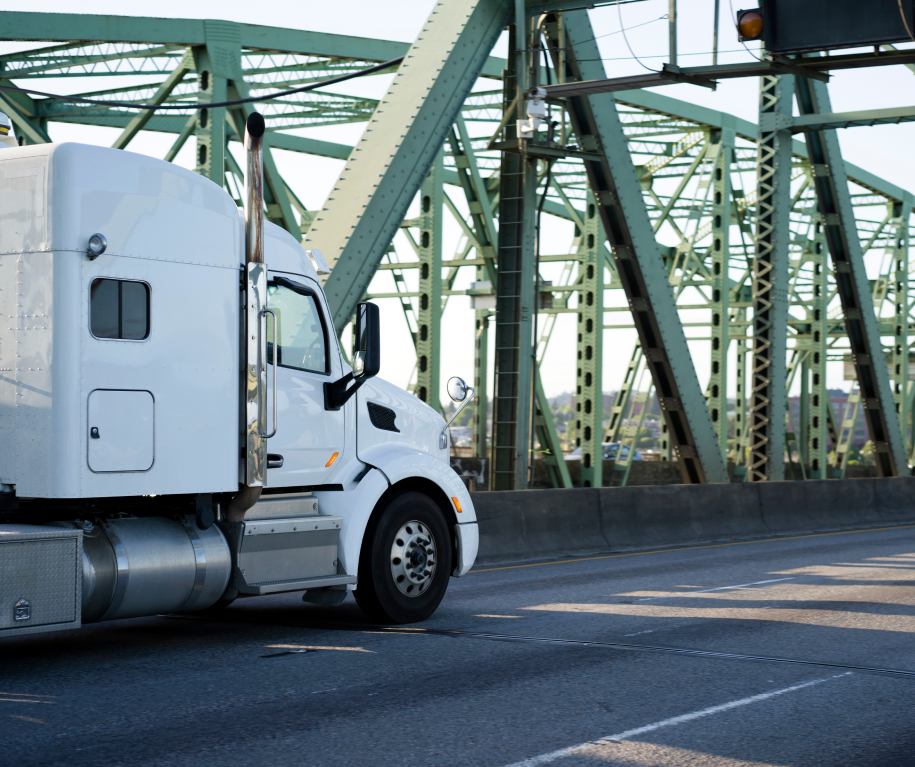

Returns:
737,0,915,54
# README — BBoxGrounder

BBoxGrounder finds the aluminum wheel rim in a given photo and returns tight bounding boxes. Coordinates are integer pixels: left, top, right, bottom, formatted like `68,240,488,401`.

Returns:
390,520,436,597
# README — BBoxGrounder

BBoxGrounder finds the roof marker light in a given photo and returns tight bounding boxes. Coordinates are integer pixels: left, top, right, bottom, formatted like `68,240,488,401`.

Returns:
87,233,107,260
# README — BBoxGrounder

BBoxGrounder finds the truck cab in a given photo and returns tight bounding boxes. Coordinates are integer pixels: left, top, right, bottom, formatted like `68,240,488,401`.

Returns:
0,118,478,638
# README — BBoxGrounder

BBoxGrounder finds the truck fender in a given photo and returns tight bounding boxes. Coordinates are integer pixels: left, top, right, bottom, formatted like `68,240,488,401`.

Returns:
316,445,476,581
359,443,476,525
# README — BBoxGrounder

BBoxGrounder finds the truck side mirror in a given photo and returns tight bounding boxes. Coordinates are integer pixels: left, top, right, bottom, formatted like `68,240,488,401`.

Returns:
353,302,380,379
325,301,380,411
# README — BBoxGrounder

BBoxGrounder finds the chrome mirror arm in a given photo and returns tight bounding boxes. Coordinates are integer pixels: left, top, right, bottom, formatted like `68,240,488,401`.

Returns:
439,385,475,450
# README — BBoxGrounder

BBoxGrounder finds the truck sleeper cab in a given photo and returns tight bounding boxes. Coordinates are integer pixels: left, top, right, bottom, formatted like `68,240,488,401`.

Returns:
0,131,478,639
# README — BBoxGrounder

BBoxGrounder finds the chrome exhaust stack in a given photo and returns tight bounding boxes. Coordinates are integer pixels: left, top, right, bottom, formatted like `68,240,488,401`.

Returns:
228,112,270,523
244,112,266,266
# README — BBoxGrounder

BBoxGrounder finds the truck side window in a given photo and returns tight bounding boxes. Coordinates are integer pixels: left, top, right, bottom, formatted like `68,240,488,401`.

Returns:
266,283,328,374
90,279,150,340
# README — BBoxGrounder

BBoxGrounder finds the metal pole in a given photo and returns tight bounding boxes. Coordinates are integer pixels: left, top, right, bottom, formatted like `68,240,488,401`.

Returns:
669,0,678,68
712,0,720,66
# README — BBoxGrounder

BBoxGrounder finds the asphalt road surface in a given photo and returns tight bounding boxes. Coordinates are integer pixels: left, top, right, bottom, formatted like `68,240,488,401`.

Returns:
6,524,915,767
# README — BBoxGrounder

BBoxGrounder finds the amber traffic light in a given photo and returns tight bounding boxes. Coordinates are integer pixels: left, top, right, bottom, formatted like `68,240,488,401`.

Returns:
737,9,764,41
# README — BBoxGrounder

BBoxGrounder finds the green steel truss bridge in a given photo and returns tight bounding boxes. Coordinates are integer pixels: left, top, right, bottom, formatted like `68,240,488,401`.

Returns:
2,6,913,489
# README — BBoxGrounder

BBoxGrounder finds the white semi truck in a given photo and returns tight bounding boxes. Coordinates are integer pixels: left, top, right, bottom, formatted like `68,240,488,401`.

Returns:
0,112,478,638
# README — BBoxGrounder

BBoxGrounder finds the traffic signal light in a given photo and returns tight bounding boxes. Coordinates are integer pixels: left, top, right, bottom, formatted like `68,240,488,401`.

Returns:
737,0,915,54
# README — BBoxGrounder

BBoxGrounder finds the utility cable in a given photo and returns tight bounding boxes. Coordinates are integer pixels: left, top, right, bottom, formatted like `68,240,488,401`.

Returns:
618,0,659,72
541,14,667,53
575,48,749,62
0,56,404,111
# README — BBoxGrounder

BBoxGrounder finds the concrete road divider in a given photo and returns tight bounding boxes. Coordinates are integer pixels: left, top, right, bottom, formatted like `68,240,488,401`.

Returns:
471,476,915,565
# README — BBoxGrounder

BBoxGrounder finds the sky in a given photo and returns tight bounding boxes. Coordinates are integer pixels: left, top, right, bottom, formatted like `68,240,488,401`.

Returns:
2,1,914,405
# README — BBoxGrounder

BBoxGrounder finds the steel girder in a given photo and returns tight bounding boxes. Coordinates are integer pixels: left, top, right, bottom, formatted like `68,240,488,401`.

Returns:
415,153,444,409
306,0,511,332
545,10,729,484
491,19,538,491
707,121,735,458
576,191,605,487
795,76,908,477
748,74,793,482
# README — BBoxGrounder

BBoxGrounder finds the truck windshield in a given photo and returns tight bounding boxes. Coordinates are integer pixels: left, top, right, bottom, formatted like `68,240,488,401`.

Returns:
266,284,328,374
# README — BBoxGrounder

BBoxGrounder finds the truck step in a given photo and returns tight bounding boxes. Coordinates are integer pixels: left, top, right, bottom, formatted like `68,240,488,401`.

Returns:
242,573,357,596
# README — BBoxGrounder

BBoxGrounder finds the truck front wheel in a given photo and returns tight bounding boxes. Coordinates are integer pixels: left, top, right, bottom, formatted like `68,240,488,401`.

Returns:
354,491,452,624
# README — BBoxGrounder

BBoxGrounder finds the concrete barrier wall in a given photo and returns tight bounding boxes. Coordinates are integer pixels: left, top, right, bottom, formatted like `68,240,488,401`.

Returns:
472,476,915,564
451,457,879,490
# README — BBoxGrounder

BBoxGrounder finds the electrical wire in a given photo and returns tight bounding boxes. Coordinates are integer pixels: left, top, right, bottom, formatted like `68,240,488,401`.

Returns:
0,56,404,111
617,0,660,72
575,48,750,62
543,14,667,53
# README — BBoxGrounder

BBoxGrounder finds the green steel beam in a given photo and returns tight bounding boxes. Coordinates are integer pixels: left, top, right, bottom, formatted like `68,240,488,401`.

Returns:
707,122,734,458
164,114,195,163
306,0,510,332
790,106,915,133
267,133,352,161
546,10,728,484
730,306,750,469
748,73,793,482
807,212,829,478
0,90,50,143
111,53,191,150
890,200,912,447
414,153,444,409
0,13,507,79
614,89,914,205
0,12,402,62
886,197,912,442
191,39,230,185
576,191,605,488
795,75,907,477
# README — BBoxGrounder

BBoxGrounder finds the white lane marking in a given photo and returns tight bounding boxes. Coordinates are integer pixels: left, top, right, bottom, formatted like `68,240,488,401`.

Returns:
636,577,794,601
501,672,851,767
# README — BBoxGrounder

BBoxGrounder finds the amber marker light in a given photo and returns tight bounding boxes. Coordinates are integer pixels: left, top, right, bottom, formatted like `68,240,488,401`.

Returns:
737,9,763,41
452,496,463,514
325,452,339,468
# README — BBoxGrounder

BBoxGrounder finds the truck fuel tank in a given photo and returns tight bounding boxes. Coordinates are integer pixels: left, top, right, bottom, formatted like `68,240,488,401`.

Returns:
80,516,231,622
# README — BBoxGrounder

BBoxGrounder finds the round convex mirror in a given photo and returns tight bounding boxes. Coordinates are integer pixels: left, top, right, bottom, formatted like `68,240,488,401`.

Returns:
447,376,468,402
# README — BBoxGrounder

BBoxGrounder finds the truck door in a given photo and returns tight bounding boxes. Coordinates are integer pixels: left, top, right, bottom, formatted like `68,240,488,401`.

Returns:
264,273,344,487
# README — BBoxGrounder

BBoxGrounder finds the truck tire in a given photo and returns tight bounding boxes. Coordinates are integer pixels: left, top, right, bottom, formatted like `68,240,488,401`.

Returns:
354,491,452,624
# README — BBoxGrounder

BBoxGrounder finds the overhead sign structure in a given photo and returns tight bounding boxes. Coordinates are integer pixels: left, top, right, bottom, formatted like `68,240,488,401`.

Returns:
740,0,915,53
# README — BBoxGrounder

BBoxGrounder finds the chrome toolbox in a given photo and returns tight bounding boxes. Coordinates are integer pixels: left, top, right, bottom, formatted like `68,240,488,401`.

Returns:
0,524,82,637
